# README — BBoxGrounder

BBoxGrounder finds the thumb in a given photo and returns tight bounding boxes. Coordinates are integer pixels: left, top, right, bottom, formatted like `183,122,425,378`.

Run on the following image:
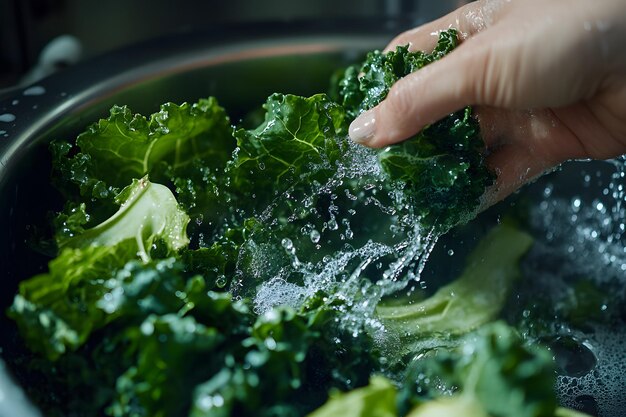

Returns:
349,33,501,148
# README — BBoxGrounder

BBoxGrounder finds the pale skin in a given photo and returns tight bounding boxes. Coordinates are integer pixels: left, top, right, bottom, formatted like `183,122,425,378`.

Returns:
348,0,626,204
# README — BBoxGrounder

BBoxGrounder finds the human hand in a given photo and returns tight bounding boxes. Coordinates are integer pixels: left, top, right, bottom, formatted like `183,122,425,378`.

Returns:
348,0,626,203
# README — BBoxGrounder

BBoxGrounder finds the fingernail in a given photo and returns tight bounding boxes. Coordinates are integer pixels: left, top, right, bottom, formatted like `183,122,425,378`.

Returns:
349,109,377,144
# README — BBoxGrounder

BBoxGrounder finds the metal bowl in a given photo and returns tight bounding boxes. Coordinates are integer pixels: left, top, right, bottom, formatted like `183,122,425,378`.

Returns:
0,18,624,417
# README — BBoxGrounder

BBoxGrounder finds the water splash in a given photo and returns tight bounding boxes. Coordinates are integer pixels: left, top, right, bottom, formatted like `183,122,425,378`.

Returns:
529,159,626,281
22,86,46,96
0,114,16,123
244,136,442,333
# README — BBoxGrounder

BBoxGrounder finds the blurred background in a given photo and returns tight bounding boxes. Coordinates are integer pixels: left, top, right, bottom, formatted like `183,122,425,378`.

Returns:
0,0,470,89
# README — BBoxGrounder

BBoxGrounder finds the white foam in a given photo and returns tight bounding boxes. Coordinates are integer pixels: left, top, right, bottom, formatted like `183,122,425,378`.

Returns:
557,327,626,417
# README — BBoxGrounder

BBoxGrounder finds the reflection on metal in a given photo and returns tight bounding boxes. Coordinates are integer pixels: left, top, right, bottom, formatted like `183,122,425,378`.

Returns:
0,359,42,417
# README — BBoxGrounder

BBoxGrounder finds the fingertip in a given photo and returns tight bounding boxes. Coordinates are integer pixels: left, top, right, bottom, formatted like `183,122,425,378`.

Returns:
348,108,377,145
351,31,484,149
348,104,417,149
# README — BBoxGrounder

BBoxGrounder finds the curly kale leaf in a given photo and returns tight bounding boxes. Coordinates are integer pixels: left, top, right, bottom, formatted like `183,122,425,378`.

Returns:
336,29,493,230
109,314,225,417
187,293,378,417
228,93,347,211
166,93,351,248
378,107,492,229
51,98,234,239
8,179,190,360
336,30,458,120
8,240,137,360
308,323,580,417
13,260,250,417
18,247,379,417
72,98,233,189
105,288,377,417
399,322,559,417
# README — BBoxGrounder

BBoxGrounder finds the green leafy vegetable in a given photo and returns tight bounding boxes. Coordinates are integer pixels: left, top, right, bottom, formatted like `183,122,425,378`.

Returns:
378,107,492,229
106,286,379,417
8,178,189,359
67,98,232,190
308,323,590,417
51,98,234,241
555,408,595,417
8,240,137,360
405,396,489,417
306,376,397,417
63,176,189,257
335,29,493,230
109,314,224,417
228,93,347,211
335,30,458,119
399,322,558,417
376,223,533,359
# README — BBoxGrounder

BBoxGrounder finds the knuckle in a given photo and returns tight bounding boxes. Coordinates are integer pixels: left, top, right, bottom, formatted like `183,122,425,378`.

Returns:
386,78,420,116
374,78,424,145
473,48,493,104
465,44,510,106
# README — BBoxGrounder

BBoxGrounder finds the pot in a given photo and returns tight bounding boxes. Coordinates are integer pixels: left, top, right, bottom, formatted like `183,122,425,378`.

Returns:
0,18,624,417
